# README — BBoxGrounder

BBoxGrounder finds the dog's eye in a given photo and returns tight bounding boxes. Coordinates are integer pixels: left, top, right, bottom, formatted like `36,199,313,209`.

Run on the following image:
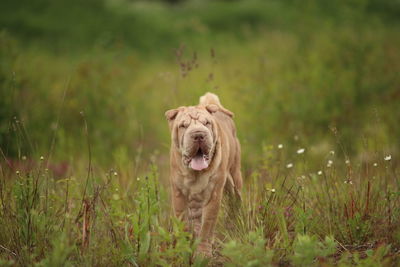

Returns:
205,121,211,126
179,124,186,129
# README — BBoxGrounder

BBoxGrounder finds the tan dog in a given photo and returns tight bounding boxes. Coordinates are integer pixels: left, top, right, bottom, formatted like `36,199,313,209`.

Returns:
165,92,242,257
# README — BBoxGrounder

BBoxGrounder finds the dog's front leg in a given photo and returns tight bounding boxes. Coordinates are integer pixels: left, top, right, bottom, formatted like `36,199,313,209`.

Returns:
188,193,203,237
171,183,187,221
197,178,225,257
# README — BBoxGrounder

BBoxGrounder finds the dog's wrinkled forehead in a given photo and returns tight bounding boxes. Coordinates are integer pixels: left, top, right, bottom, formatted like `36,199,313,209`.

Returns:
178,107,210,125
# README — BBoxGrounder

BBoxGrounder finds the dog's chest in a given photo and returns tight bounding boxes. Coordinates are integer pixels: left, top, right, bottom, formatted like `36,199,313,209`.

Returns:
178,173,216,204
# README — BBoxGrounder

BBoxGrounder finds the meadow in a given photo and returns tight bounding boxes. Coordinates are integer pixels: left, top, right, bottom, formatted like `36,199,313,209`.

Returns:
1,0,400,266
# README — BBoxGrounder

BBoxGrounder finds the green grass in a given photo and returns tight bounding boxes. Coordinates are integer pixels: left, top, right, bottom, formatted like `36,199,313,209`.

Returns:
1,0,400,265
0,142,399,266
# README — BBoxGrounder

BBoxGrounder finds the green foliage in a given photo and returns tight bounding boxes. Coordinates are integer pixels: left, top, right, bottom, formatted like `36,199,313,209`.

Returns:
35,232,74,267
0,31,18,156
291,235,336,266
0,0,400,266
0,259,14,266
0,0,399,165
0,146,399,265
1,0,399,53
222,230,274,267
337,245,393,267
153,220,196,267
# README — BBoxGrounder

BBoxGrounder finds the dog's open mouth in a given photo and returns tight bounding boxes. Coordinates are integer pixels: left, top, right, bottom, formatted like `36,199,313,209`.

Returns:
189,147,209,171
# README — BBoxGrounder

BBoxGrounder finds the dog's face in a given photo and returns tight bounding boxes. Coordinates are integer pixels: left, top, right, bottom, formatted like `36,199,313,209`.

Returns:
165,105,219,171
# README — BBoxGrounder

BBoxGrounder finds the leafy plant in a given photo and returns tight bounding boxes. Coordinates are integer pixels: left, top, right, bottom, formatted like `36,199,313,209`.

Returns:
290,235,336,267
222,230,274,267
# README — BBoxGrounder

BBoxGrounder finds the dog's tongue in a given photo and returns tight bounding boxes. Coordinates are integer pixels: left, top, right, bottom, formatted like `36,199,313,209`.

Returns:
190,155,209,171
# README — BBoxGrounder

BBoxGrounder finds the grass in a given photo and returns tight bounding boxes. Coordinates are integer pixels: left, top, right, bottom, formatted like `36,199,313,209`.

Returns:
1,0,400,265
0,139,398,266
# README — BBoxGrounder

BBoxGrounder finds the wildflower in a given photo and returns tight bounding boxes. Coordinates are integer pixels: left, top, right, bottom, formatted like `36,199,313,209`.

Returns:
286,163,293,169
271,188,276,193
113,171,118,176
317,171,323,175
40,156,44,161
284,207,293,217
22,156,27,160
327,160,333,167
297,148,305,154
278,144,283,149
345,159,350,165
301,175,306,179
384,155,391,161
16,170,20,175
330,150,335,155
136,177,140,181
373,163,378,167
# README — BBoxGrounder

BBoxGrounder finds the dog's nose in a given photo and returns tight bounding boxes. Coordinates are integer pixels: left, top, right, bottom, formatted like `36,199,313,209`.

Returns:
192,132,205,142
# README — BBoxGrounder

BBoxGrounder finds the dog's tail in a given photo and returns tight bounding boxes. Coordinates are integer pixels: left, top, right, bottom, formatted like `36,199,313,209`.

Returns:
199,92,221,106
199,92,234,117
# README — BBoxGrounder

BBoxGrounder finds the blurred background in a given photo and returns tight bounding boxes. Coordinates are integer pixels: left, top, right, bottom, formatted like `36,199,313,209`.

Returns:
1,0,399,175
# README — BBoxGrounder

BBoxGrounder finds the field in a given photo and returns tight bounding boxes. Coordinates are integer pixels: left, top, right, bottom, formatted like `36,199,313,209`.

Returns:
1,0,400,266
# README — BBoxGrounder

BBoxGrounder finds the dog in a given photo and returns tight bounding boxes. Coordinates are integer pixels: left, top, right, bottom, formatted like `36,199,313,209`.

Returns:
165,92,242,257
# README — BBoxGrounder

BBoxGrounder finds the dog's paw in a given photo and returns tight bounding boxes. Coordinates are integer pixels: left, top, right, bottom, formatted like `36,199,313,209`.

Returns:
195,242,212,258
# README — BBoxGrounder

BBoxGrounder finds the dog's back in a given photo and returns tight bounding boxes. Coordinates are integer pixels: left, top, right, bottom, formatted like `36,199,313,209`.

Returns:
199,92,242,196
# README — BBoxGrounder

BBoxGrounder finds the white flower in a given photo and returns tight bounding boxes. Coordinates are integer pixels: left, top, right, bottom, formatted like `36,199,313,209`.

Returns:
345,159,350,165
317,171,322,175
297,148,305,154
330,150,335,155
373,163,378,167
113,171,118,176
384,155,392,161
136,177,140,181
286,163,293,169
271,188,276,193
278,144,283,149
40,156,44,161
22,156,27,160
327,160,333,167
16,170,20,175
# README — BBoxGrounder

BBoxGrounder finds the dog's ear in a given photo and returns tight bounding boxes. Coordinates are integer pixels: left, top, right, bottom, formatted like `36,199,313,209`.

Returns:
206,104,234,118
165,108,180,121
